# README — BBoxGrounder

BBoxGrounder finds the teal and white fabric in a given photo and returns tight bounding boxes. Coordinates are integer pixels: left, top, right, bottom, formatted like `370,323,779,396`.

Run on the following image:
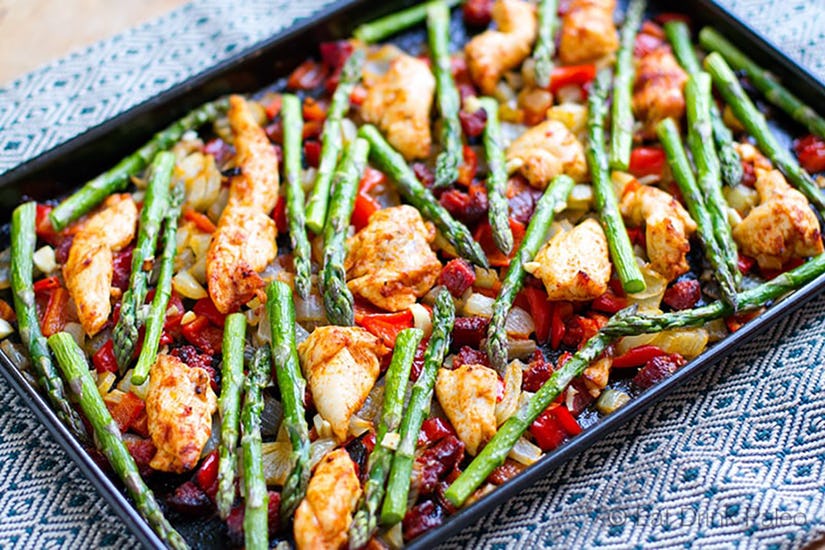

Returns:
1,1,825,548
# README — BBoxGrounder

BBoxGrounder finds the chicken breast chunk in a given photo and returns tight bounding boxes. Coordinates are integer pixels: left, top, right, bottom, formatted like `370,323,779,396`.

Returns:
620,184,697,281
146,354,217,473
435,364,499,455
361,53,436,161
558,0,619,65
524,218,611,301
345,205,442,312
207,95,279,313
732,169,823,270
506,119,588,189
294,449,361,550
63,194,138,336
297,326,389,442
465,0,537,95
633,46,688,140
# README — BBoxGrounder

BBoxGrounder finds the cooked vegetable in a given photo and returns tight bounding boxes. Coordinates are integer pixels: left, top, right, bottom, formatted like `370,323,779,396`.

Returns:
479,97,514,255
609,0,646,171
353,0,461,44
486,175,575,371
587,68,646,293
242,347,271,550
47,332,188,550
217,312,247,519
532,0,559,89
49,98,228,231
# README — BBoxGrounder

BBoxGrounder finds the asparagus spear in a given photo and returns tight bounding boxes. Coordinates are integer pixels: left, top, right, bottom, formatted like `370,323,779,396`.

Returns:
358,124,489,267
428,1,463,189
49,98,228,231
382,288,455,526
601,252,825,336
531,0,559,89
305,49,365,234
216,312,247,519
321,138,369,326
47,332,189,550
487,175,575,371
242,347,271,550
657,118,738,307
587,68,646,293
663,20,743,187
353,0,462,44
10,202,86,439
700,27,825,139
685,73,741,286
479,97,514,255
446,330,616,507
609,0,646,171
281,94,312,299
704,53,825,217
113,151,174,370
266,281,311,520
131,183,185,385
349,328,424,549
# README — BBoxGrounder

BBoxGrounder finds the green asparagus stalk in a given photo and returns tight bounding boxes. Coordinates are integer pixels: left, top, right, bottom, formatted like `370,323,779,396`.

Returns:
131,183,185,385
320,138,369,326
47,332,188,550
532,0,559,89
382,288,455,525
487,175,575,371
113,151,174,370
663,20,743,187
428,1,463,189
266,281,311,521
359,124,489,267
305,49,365,234
657,118,738,307
10,202,86,439
49,98,228,231
601,252,825,336
445,330,616,507
349,328,424,549
700,27,825,139
281,94,313,299
588,68,646,293
609,0,646,171
216,312,247,519
704,53,825,216
479,97,514,255
242,347,271,550
685,73,741,286
353,0,462,44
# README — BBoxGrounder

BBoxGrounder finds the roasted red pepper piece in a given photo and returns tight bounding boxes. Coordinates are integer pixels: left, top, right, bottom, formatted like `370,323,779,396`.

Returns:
793,134,825,173
551,301,573,349
181,315,224,354
271,195,288,233
193,297,228,328
418,417,456,448
302,97,328,122
613,344,667,368
456,145,478,187
92,340,118,374
737,254,756,275
355,309,414,348
474,218,526,267
40,286,69,337
548,65,596,94
591,290,629,314
519,287,552,343
628,146,667,178
183,207,217,233
351,192,381,232
530,404,580,451
107,392,146,433
287,59,327,90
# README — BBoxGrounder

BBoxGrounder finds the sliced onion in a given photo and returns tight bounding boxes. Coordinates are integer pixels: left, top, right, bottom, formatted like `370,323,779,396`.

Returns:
33,246,57,275
0,340,29,372
188,233,212,259
723,184,758,216
508,436,543,466
261,394,284,437
596,389,631,415
357,379,384,423
341,118,357,145
173,270,208,300
117,368,150,400
302,168,318,194
0,248,10,290
294,291,326,327
567,184,593,211
0,318,13,340
505,307,535,338
410,303,433,338
627,262,667,312
508,338,537,360
63,322,85,349
201,414,221,457
294,322,310,345
261,441,292,486
616,328,709,360
495,361,523,426
474,267,500,289
462,292,495,318
255,310,271,346
313,414,334,440
382,522,404,550
97,371,117,395
309,437,338,469
349,415,372,438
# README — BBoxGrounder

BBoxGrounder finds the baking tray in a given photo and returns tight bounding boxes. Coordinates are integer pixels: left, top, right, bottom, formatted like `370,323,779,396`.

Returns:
1,0,824,548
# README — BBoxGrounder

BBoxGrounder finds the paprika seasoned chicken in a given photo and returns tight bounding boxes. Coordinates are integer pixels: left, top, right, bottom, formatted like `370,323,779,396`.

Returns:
436,364,499,455
63,194,138,336
558,0,619,65
206,95,279,313
345,205,442,312
506,120,588,188
361,53,436,161
633,46,688,140
464,0,537,95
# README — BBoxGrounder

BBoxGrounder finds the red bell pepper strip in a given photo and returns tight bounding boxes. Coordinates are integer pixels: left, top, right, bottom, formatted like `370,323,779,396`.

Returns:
351,192,381,232
519,286,552,343
612,345,666,368
474,219,526,267
355,309,414,348
793,135,825,173
93,340,119,374
107,392,146,433
181,315,223,354
192,297,227,328
628,146,667,178
183,208,217,233
40,286,69,337
33,276,61,295
591,291,629,314
530,405,581,452
551,301,572,349
548,65,596,94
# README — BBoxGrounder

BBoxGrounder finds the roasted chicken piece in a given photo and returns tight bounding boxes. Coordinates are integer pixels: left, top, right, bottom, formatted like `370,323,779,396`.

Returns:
633,46,688,140
435,364,499,455
464,0,537,95
506,119,588,189
361,53,435,161
620,183,697,281
732,169,823,270
297,326,389,442
294,449,361,550
524,218,611,301
345,205,442,312
146,354,217,473
558,0,619,65
206,95,279,313
63,194,138,336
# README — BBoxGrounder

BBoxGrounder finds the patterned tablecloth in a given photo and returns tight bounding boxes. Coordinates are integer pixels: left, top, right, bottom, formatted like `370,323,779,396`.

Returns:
1,0,825,548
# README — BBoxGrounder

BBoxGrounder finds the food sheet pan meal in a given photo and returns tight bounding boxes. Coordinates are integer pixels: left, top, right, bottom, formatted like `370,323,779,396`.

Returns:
3,0,825,548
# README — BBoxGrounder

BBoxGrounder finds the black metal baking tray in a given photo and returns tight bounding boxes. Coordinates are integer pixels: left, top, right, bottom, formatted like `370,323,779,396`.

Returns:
1,0,824,548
